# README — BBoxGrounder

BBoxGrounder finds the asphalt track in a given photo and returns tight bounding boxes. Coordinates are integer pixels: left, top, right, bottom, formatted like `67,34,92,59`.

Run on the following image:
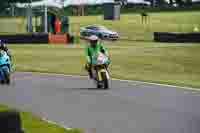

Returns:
0,72,200,133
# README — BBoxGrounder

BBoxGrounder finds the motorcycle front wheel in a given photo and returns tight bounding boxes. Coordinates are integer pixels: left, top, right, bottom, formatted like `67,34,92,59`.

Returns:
101,72,109,89
2,68,10,85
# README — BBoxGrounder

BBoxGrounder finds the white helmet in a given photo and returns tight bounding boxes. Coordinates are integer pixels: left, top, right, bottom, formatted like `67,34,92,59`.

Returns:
88,35,99,48
88,35,98,41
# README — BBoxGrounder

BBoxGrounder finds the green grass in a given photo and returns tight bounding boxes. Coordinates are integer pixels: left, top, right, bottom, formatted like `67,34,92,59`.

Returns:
0,105,82,133
1,11,200,41
70,11,200,41
0,17,27,34
10,42,200,88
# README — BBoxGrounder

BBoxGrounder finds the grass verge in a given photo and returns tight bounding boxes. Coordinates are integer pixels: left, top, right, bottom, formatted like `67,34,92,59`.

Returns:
0,105,82,133
69,11,200,41
9,41,200,88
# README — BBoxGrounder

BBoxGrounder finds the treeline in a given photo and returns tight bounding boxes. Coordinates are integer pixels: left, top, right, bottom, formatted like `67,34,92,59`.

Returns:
0,0,200,17
62,3,200,16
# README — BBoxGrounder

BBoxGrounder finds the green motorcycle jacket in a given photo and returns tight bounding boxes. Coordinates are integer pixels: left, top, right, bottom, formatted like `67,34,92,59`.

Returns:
84,41,110,64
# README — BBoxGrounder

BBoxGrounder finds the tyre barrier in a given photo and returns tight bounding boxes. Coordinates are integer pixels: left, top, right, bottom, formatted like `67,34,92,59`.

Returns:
48,34,68,44
0,33,74,44
154,32,200,43
0,33,49,44
0,111,24,133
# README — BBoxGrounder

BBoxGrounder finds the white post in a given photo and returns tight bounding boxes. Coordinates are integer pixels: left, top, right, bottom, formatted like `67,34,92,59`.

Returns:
44,5,48,33
27,4,33,32
11,4,15,16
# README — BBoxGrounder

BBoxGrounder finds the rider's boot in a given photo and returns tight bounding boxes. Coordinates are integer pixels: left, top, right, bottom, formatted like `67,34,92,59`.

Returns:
88,69,93,79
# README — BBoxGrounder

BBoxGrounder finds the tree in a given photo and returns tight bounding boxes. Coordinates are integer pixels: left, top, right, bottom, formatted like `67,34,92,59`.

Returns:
169,0,173,6
115,0,128,6
0,0,39,14
155,0,168,6
1,0,39,5
174,0,184,6
184,0,192,6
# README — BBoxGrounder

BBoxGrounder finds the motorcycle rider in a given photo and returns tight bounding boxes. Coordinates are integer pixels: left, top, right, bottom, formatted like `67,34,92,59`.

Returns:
84,35,110,79
0,40,11,60
0,40,12,71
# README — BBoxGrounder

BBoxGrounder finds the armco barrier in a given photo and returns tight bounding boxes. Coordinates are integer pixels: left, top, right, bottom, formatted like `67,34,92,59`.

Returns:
0,33,48,44
154,32,200,43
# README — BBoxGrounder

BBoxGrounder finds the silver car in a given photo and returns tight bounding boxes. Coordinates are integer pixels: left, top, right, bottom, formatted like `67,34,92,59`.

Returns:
80,25,119,40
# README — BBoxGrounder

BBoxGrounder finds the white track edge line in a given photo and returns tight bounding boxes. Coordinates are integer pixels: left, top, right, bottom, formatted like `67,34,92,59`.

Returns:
42,117,73,130
16,71,200,91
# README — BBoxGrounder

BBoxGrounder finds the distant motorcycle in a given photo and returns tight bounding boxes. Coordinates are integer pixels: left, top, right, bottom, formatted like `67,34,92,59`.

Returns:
0,50,11,85
91,52,111,89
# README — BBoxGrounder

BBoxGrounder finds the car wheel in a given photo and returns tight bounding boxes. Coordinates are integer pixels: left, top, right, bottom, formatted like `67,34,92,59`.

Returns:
104,35,110,40
86,32,91,36
112,38,118,41
82,32,87,36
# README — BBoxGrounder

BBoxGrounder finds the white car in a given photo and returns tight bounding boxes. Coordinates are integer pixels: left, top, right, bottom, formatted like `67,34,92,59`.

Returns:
80,25,119,40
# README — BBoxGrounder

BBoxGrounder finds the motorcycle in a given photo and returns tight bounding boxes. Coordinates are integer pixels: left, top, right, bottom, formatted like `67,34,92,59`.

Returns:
0,50,11,85
91,52,111,89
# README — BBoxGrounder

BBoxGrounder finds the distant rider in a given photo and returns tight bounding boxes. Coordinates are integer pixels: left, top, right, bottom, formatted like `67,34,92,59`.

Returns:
0,40,11,60
84,35,110,78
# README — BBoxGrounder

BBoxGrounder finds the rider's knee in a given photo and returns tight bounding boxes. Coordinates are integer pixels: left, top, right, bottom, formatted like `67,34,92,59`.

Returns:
85,63,91,70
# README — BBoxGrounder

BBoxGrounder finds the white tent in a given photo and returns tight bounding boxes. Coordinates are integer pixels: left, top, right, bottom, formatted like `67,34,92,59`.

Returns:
164,0,200,3
16,0,114,8
63,0,114,6
192,0,200,2
16,0,64,8
16,0,153,8
127,0,151,5
16,0,200,8
63,0,149,6
16,0,64,33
